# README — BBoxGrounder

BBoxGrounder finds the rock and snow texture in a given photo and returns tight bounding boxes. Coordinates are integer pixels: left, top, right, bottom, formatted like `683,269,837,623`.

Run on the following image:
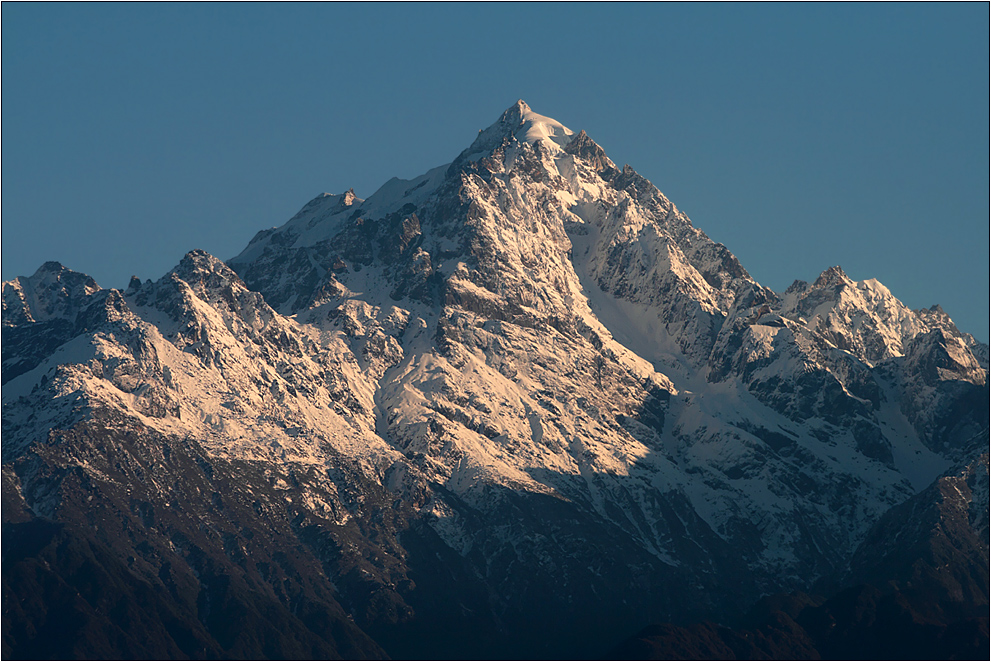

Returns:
3,101,988,634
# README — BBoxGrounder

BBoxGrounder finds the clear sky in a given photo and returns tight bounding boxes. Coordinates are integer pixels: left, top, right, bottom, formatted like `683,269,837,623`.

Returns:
3,3,988,341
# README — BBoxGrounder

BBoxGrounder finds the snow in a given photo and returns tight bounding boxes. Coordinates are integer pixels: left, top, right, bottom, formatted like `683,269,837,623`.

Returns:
514,102,574,151
356,163,449,220
779,267,931,365
457,99,575,165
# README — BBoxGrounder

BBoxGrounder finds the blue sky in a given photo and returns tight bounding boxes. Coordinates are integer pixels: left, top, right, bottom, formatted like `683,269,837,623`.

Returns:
3,3,988,340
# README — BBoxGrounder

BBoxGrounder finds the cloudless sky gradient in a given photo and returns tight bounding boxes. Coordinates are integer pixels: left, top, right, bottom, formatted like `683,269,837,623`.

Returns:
3,3,988,340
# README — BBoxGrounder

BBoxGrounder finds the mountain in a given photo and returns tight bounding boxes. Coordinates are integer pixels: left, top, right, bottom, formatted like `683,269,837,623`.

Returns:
610,453,990,660
3,100,987,659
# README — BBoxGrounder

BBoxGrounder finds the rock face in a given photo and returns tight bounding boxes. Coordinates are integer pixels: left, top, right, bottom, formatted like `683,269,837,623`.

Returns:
3,101,987,659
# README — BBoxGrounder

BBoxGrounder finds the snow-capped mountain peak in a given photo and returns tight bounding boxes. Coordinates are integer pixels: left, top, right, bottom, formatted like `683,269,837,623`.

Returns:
2,261,101,327
460,99,575,162
3,101,987,660
512,99,575,150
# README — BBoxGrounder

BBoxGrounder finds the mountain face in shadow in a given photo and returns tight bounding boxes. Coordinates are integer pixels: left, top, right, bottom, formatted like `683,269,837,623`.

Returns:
610,453,989,660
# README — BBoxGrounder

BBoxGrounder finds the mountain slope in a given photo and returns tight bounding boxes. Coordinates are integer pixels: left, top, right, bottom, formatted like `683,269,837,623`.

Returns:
610,452,990,660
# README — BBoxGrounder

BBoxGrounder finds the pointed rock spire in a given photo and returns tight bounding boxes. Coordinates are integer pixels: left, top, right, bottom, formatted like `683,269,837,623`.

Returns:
126,275,143,295
172,249,245,291
812,265,851,290
565,130,617,173
341,187,357,207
